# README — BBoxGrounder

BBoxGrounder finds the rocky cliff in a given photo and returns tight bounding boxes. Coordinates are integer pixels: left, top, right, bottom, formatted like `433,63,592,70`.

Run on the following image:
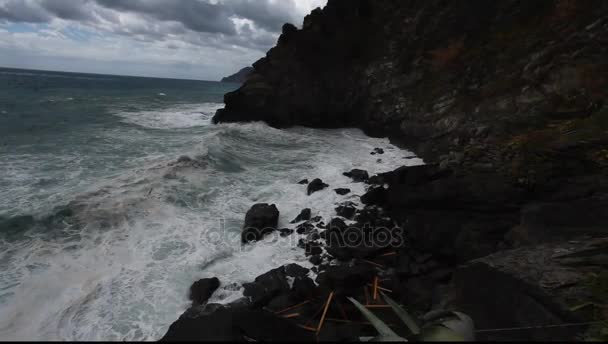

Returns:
214,0,608,182
169,0,608,340
220,66,254,83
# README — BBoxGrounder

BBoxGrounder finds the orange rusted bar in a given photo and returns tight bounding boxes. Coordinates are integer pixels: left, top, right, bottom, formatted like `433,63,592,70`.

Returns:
316,292,335,336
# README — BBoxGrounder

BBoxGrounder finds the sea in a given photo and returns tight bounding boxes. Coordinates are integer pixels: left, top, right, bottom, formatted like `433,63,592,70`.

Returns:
0,67,423,340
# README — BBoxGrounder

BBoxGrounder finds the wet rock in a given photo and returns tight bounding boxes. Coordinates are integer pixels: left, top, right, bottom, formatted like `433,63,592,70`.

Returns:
190,277,220,306
296,221,315,235
292,276,316,299
307,178,329,195
309,254,323,266
298,179,309,185
242,204,280,244
161,307,314,341
285,264,310,278
372,148,385,155
361,187,388,205
279,228,294,237
335,202,357,220
316,264,375,296
334,188,351,195
290,208,312,224
243,267,290,307
343,169,369,183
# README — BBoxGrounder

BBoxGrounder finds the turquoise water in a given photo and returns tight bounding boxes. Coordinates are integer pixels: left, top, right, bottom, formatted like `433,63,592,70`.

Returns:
0,67,423,340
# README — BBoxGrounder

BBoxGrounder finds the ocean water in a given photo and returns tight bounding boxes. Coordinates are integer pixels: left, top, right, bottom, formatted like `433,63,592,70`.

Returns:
0,67,424,341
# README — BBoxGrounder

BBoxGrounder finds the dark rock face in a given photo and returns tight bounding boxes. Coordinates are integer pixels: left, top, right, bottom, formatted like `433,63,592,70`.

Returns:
214,0,608,189
290,208,312,223
307,178,329,195
335,202,357,220
343,169,369,183
242,204,280,244
189,278,220,306
297,179,309,185
220,66,254,83
161,307,314,341
243,267,290,307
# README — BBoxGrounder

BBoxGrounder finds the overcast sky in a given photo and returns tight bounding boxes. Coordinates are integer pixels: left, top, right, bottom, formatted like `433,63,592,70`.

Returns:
0,0,326,80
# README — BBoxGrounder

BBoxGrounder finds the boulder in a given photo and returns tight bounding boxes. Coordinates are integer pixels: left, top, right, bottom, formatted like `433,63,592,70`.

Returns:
243,267,290,307
307,179,329,195
242,204,280,244
334,188,351,195
343,169,369,183
298,179,309,185
189,277,220,306
285,264,310,278
316,264,375,296
290,208,312,224
336,202,357,220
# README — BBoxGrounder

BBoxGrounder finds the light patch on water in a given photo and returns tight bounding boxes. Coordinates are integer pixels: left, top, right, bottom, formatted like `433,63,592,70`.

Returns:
114,103,224,129
0,120,424,341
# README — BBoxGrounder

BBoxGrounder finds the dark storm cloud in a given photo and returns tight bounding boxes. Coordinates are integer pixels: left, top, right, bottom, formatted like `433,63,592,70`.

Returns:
0,0,51,23
94,0,237,35
0,0,302,34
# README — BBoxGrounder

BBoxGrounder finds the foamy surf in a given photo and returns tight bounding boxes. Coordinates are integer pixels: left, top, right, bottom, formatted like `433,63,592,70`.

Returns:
0,103,423,341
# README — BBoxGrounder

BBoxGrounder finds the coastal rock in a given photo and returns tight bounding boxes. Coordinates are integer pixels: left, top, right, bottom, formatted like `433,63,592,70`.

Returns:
241,204,279,244
335,202,357,220
290,208,312,223
316,264,375,296
343,169,369,183
334,188,351,195
161,307,313,341
298,179,309,185
307,178,329,195
243,267,290,307
189,278,220,306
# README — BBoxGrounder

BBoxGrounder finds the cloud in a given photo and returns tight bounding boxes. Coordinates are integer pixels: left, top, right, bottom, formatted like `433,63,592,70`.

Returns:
0,0,328,79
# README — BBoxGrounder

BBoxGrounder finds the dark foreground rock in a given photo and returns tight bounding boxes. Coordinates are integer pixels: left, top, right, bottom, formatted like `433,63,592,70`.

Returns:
343,169,369,183
448,238,608,341
242,204,280,244
161,306,314,341
290,208,312,223
189,278,220,306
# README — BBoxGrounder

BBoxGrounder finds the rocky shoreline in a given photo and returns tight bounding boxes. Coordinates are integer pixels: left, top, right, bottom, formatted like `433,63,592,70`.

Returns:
163,0,607,341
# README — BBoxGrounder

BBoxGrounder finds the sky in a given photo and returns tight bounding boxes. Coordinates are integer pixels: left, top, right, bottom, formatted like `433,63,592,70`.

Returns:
0,0,327,80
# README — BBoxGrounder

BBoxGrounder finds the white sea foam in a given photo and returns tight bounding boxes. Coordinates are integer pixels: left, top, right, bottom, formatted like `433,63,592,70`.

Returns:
0,119,423,341
115,103,224,129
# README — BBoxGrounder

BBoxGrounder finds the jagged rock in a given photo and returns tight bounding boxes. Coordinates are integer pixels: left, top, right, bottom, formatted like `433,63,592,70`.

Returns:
298,179,309,185
371,148,385,155
161,307,313,341
343,169,369,183
290,208,312,224
221,67,254,83
190,278,220,306
335,202,357,220
307,179,329,195
285,264,310,278
316,264,375,296
309,254,323,266
243,267,290,307
334,188,351,195
242,204,280,244
279,228,294,237
296,221,315,235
